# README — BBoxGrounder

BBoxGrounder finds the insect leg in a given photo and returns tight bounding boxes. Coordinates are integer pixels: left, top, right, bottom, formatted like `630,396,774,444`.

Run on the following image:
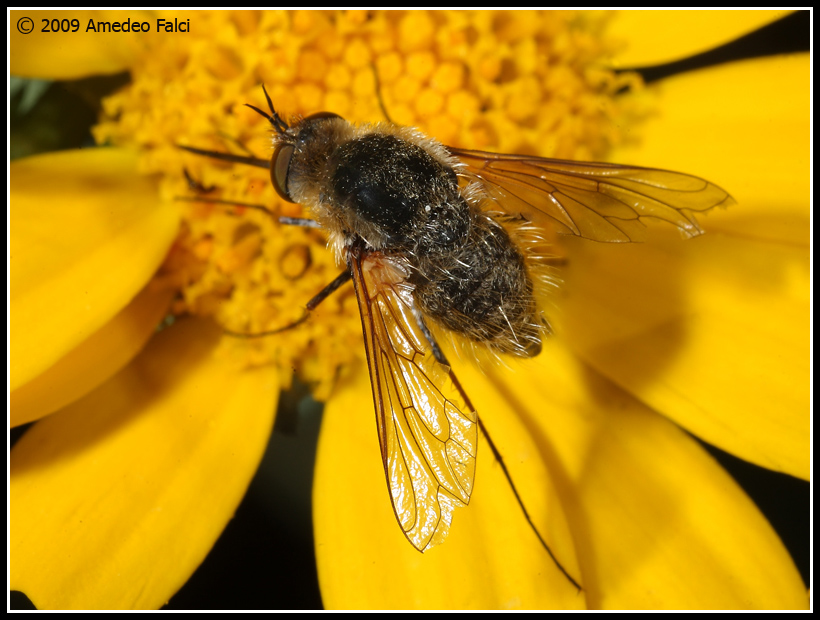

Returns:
476,415,582,591
176,172,336,336
183,168,216,193
305,270,353,311
279,216,322,229
411,302,582,590
370,64,394,124
175,195,277,217
224,269,352,338
178,144,269,170
176,190,321,229
178,167,323,229
176,165,278,218
410,304,450,366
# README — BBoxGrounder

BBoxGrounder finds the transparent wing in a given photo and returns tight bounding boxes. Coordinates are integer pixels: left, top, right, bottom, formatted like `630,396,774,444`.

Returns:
450,147,734,242
349,248,478,552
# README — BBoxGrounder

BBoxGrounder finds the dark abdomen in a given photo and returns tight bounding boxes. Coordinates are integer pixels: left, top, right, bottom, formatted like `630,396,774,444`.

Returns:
410,207,542,358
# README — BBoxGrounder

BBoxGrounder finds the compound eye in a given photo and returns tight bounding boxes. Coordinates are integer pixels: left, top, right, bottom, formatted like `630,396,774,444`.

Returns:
271,143,295,202
303,111,342,122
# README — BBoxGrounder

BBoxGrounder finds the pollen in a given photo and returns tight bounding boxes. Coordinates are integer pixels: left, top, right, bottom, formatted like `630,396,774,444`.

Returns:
343,37,372,70
431,62,465,94
407,51,437,81
416,89,445,117
92,10,644,397
398,12,436,53
297,50,329,84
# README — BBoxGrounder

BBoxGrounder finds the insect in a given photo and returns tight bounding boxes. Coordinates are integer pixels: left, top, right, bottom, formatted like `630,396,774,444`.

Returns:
181,85,732,584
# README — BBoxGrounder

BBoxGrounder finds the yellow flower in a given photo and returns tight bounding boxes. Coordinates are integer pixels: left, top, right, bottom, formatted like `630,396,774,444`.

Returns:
10,10,808,609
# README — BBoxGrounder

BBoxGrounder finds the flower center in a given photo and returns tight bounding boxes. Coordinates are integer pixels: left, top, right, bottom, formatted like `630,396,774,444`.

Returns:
93,10,644,397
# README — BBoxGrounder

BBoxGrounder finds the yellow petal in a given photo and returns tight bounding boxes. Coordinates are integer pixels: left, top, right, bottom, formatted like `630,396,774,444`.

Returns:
313,362,584,610
10,10,144,79
11,148,180,392
566,55,809,479
560,228,808,479
607,10,795,68
11,280,174,427
10,318,279,610
609,55,808,245
481,343,807,609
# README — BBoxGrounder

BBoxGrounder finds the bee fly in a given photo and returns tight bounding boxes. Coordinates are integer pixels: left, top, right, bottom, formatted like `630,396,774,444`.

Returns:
180,85,732,587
